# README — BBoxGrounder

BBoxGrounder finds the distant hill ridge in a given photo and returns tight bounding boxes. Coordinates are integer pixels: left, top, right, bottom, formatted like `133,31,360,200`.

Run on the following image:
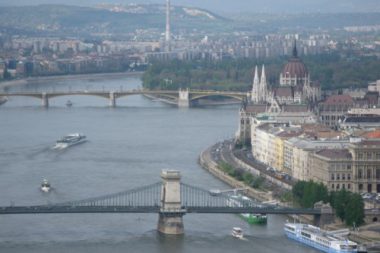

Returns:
1,0,380,13
0,4,228,36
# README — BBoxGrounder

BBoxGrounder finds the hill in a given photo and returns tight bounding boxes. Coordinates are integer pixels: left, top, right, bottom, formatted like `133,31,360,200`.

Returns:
0,4,228,37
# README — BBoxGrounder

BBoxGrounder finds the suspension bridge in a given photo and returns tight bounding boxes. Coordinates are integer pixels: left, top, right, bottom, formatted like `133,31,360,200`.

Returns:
0,170,330,235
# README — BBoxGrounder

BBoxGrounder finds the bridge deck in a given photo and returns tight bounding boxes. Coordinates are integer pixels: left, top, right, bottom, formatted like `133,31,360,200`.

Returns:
0,206,321,215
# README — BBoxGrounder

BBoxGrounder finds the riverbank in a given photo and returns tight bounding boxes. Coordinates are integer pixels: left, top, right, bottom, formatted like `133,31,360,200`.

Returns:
199,145,271,202
0,72,143,90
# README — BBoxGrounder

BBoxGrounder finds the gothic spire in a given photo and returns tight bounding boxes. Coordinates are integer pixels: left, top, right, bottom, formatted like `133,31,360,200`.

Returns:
253,65,259,86
260,65,267,102
260,65,266,86
251,65,260,102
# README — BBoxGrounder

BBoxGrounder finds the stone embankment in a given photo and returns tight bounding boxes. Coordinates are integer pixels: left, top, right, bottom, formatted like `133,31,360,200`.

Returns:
199,146,272,202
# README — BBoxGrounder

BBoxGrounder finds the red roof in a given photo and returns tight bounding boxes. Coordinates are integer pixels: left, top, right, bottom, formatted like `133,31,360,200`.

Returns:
282,57,308,78
323,95,354,105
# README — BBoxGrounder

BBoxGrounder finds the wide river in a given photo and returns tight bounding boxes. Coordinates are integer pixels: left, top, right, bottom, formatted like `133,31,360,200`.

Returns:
0,74,317,253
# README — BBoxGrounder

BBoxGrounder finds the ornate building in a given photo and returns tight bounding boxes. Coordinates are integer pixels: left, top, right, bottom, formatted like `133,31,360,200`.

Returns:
237,42,320,145
251,42,321,105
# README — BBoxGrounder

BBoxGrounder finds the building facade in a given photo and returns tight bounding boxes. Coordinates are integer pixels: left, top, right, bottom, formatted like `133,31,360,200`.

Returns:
309,138,380,193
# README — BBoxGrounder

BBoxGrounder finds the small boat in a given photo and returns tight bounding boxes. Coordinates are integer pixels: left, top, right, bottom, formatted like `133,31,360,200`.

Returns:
0,96,8,106
40,179,51,193
232,227,243,239
66,100,73,107
53,133,86,150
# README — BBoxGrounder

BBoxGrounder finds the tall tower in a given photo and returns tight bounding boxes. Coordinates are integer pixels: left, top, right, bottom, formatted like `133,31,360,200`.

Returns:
165,0,171,52
251,66,260,103
259,65,267,102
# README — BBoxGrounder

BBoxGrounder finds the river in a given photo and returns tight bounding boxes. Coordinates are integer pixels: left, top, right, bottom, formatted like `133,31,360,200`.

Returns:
0,74,318,253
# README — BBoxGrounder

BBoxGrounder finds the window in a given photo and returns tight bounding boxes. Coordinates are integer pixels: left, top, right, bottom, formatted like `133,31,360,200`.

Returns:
348,174,351,180
337,173,340,180
336,184,340,189
342,173,345,180
331,174,335,180
359,184,363,191
376,169,380,179
347,165,351,170
331,184,335,189
358,153,363,159
348,184,351,189
367,153,372,159
342,184,345,189
376,153,380,159
367,169,372,179
358,169,363,179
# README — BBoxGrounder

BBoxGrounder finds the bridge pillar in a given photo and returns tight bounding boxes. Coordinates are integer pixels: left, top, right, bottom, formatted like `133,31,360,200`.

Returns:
109,92,116,107
41,92,49,108
313,202,334,228
157,170,185,235
178,89,190,108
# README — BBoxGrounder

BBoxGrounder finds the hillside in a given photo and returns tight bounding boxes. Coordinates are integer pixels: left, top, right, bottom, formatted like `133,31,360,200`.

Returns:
0,4,228,37
3,0,380,13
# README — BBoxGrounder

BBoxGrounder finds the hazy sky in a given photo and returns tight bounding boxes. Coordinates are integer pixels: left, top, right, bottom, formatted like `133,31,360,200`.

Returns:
0,0,379,13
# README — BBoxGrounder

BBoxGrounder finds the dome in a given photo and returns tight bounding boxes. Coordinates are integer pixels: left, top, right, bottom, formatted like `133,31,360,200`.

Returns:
281,43,308,78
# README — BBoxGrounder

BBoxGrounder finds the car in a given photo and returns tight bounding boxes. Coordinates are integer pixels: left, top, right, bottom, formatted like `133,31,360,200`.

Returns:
361,193,372,199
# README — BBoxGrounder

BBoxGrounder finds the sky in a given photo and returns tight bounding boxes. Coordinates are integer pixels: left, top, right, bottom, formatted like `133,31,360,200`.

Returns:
0,0,379,13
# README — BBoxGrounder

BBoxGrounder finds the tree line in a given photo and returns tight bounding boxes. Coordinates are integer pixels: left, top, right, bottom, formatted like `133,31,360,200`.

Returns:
292,180,364,226
142,54,380,91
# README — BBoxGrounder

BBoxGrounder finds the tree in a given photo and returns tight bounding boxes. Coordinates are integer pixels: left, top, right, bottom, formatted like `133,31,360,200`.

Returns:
345,193,364,226
292,181,306,202
332,189,350,221
292,180,329,208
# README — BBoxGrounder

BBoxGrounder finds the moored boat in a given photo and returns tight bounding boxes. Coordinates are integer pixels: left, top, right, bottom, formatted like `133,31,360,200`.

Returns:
241,213,267,224
53,133,86,150
66,100,73,107
284,223,358,253
227,194,268,224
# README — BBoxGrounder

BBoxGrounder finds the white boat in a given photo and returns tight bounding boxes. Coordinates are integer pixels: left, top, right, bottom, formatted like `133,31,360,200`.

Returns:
0,96,8,106
40,179,51,193
284,223,358,253
53,133,86,150
231,227,243,239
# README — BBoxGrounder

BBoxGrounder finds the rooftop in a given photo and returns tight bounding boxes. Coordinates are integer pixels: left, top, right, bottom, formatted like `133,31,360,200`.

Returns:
315,149,352,160
323,95,354,105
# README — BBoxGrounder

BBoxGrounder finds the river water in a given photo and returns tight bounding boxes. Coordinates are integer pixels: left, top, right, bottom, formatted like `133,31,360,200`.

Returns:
0,74,317,253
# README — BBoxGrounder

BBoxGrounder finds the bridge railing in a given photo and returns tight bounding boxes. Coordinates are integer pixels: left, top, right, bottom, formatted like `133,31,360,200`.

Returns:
54,182,162,208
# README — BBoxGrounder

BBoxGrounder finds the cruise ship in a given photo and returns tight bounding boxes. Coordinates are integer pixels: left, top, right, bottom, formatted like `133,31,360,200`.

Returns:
284,223,358,253
53,133,86,149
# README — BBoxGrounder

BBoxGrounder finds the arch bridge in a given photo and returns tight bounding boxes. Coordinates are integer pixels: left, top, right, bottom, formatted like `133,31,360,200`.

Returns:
0,170,327,235
0,89,249,108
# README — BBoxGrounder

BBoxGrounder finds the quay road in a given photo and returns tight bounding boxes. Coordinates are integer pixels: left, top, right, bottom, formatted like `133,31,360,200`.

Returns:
209,140,294,195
